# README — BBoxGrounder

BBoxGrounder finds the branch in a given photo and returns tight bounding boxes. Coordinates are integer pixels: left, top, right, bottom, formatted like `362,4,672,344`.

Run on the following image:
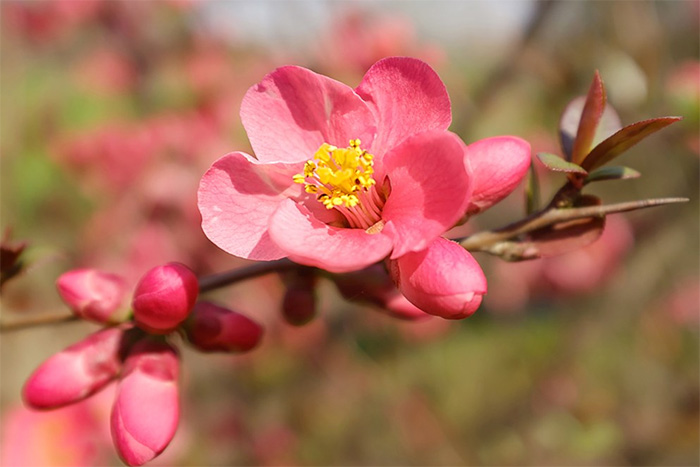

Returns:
0,311,79,333
198,258,299,293
459,197,688,254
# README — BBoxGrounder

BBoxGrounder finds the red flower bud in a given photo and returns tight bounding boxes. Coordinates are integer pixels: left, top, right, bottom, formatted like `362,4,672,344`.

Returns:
23,326,126,409
185,302,263,352
111,339,180,466
56,268,129,324
132,262,198,333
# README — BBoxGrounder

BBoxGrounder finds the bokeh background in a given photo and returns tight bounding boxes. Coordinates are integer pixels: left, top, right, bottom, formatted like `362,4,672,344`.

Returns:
1,1,698,465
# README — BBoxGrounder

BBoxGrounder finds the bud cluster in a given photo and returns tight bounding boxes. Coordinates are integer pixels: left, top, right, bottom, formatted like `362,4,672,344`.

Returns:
24,262,263,466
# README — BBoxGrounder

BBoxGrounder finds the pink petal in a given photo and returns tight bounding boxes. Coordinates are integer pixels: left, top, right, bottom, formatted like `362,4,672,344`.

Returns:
111,340,179,466
465,136,531,215
268,199,393,273
382,130,471,258
355,57,451,157
23,327,125,409
392,237,487,319
241,65,376,163
198,152,301,261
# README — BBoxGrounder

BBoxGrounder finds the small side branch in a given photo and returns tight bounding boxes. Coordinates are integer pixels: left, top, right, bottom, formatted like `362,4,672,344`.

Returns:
459,197,688,253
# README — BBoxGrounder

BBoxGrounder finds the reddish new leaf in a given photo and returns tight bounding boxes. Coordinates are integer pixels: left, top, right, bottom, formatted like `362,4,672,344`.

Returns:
536,152,588,174
581,117,682,171
570,71,606,164
559,96,621,162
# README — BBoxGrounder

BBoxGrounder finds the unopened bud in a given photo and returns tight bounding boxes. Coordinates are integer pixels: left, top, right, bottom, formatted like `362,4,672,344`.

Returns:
185,302,263,352
56,269,129,324
132,262,199,333
111,339,180,466
391,237,487,319
23,326,127,409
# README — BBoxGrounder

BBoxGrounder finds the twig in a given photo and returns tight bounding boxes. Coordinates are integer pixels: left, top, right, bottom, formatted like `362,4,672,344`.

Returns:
0,312,79,333
459,197,689,253
198,258,299,293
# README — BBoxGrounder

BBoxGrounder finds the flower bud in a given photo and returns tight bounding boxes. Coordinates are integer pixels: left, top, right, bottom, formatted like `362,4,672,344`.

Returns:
184,302,263,352
111,339,179,466
132,262,199,333
23,326,126,409
391,237,487,319
281,270,317,325
57,268,129,323
464,136,531,215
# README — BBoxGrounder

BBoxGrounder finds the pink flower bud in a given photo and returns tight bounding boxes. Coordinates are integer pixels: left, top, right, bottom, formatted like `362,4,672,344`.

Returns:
391,237,487,319
56,269,129,323
23,326,126,409
185,302,263,352
132,262,199,333
111,339,180,466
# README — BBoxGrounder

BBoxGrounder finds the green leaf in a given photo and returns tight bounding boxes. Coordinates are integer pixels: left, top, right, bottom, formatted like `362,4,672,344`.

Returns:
525,161,541,215
571,71,606,164
581,116,683,171
584,166,641,184
536,152,588,174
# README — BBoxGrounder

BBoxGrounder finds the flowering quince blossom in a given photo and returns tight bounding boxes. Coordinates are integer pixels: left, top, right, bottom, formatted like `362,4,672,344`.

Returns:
198,57,531,318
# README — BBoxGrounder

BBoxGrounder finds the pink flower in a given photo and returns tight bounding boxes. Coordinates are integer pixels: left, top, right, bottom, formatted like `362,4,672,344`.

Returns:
23,326,126,410
198,57,470,273
390,237,487,319
56,268,129,324
184,301,264,352
198,57,530,317
1,402,108,467
111,339,180,466
132,262,199,334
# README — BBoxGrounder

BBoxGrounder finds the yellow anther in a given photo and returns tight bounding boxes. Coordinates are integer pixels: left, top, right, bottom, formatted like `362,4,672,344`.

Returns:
293,139,377,209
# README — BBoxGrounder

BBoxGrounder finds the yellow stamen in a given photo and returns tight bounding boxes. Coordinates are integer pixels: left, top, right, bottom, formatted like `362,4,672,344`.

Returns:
294,139,377,210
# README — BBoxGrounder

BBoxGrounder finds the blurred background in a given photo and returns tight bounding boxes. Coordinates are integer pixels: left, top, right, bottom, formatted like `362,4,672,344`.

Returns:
1,1,698,465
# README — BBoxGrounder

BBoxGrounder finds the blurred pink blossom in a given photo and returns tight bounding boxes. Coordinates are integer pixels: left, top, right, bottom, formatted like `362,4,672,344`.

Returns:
486,216,634,312
1,399,109,467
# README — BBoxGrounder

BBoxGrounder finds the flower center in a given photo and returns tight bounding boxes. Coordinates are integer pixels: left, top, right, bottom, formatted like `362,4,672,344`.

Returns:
293,139,385,230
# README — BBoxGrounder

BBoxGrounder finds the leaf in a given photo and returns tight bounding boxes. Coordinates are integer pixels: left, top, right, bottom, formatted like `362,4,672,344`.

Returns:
570,71,606,164
536,152,588,174
559,96,622,162
525,161,541,215
584,166,641,184
521,195,604,258
581,116,682,171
